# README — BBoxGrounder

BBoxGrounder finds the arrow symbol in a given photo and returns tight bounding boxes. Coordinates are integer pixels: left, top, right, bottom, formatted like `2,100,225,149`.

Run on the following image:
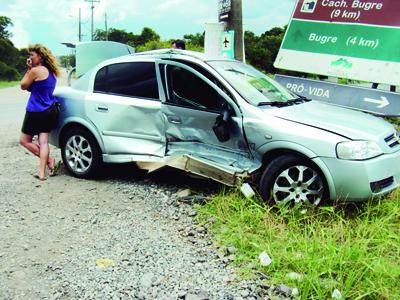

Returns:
364,96,389,108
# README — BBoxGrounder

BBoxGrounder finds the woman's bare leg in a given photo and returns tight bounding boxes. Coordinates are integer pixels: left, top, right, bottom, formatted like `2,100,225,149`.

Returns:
20,132,54,174
20,133,40,156
37,133,50,179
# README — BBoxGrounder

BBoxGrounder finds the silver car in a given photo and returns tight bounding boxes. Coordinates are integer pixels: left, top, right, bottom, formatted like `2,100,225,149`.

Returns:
50,49,400,205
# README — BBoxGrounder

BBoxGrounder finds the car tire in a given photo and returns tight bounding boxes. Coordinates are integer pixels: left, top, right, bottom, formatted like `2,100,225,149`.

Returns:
61,127,102,178
260,154,328,206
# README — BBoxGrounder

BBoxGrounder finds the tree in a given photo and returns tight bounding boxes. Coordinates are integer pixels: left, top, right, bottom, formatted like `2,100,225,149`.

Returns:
93,28,107,41
244,27,287,74
184,32,204,48
93,27,160,49
15,48,29,74
136,27,160,46
58,54,75,68
0,61,19,80
136,40,172,52
0,16,25,80
0,16,12,39
93,28,136,45
0,38,19,64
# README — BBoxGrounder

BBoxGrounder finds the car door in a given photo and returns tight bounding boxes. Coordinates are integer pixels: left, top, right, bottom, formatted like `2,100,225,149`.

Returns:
85,61,166,157
157,60,252,167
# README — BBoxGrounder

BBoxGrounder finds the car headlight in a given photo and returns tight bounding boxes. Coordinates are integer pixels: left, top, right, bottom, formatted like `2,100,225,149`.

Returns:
336,141,382,160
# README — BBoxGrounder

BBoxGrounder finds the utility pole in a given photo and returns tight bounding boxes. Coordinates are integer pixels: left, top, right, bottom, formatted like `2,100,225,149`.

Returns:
85,0,100,41
78,8,82,41
104,12,108,41
219,0,244,62
228,0,244,61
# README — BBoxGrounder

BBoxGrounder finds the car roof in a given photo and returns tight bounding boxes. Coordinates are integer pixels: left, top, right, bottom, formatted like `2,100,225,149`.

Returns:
103,49,234,65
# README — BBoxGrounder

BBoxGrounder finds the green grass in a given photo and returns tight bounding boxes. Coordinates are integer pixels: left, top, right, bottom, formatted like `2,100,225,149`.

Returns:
197,189,400,299
385,118,400,131
0,80,19,89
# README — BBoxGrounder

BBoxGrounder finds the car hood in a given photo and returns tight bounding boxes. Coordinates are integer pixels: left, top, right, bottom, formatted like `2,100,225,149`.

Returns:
264,101,393,141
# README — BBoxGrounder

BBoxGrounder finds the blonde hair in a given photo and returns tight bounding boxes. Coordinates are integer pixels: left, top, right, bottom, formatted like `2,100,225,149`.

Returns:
28,44,61,77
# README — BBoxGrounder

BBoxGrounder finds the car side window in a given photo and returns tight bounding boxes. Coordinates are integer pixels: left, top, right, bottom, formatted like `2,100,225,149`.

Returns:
94,62,159,100
170,60,235,102
166,66,224,112
94,66,107,92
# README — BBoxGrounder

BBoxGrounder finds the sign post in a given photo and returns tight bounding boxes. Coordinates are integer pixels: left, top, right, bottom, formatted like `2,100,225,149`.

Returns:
218,0,244,62
274,0,400,86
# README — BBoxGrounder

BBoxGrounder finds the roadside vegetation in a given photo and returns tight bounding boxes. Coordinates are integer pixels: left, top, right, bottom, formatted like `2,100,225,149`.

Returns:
0,80,18,88
197,188,400,299
387,118,400,131
0,17,28,82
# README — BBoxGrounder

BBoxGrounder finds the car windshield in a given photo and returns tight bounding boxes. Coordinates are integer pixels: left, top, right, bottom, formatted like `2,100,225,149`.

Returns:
208,60,297,106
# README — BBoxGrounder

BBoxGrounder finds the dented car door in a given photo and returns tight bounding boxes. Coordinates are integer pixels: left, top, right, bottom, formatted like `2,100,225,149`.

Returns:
157,60,254,173
85,61,166,158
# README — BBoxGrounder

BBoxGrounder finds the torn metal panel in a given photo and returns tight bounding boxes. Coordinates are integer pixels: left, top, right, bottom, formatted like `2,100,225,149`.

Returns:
162,106,247,151
167,141,260,172
137,154,250,186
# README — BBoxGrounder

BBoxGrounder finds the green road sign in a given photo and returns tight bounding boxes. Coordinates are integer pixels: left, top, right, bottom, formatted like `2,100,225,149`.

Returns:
274,0,400,85
221,31,235,59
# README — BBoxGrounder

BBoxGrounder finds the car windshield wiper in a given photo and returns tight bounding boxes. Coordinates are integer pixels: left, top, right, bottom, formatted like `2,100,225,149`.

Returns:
291,95,312,102
225,68,255,78
257,101,292,107
284,96,313,105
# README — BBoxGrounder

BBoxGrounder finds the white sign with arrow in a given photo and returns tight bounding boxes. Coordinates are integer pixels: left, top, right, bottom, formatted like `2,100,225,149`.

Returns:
364,97,390,109
275,75,400,117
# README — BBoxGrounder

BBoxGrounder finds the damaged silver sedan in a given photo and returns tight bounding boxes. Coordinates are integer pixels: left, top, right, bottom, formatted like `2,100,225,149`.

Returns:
50,49,400,205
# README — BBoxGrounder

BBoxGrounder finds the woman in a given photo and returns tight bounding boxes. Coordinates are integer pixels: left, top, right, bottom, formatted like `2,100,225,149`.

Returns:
20,44,61,181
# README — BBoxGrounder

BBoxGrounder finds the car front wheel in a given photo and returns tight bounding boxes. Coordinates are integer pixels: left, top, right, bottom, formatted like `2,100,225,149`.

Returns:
260,155,327,206
61,127,102,178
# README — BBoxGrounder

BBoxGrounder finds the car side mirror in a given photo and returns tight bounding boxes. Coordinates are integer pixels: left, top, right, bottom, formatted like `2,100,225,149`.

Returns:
212,109,230,142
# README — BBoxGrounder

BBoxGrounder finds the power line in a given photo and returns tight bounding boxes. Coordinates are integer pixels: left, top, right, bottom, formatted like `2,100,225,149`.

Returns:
85,0,100,41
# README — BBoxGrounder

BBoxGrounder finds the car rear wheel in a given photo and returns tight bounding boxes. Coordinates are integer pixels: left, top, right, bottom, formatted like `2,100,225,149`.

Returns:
260,155,327,206
61,127,102,178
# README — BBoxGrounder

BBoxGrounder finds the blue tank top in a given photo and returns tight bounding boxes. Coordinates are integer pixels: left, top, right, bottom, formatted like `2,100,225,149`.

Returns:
26,67,57,112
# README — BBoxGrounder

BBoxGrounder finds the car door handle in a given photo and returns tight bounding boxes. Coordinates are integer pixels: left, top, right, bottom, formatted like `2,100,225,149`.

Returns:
96,104,109,112
167,115,182,124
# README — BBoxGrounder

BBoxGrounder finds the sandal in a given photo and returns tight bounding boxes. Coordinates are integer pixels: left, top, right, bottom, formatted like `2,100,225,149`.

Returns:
33,174,46,181
48,159,60,177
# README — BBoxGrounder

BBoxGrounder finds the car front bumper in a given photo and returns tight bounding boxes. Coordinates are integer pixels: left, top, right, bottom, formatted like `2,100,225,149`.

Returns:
319,150,400,201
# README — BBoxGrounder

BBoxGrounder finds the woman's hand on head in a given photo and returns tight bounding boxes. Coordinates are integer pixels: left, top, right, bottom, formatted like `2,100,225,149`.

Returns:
26,58,33,70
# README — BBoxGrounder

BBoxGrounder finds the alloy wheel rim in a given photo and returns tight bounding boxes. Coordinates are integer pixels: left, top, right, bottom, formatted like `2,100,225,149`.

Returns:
272,165,324,206
65,135,92,174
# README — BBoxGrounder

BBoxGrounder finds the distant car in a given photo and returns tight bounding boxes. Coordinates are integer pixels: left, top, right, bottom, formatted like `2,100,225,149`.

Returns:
50,48,400,206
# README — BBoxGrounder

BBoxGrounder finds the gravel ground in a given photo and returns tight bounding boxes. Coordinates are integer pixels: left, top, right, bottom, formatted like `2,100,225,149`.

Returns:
0,81,288,300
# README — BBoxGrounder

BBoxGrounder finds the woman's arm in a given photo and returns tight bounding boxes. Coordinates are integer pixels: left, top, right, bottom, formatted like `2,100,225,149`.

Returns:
20,68,39,90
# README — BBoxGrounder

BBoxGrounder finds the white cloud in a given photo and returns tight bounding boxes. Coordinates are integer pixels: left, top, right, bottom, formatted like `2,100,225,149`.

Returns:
10,20,30,48
244,15,289,35
0,0,296,55
156,0,215,20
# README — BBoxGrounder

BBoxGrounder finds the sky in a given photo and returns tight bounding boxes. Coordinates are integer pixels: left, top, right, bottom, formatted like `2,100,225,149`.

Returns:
0,0,297,56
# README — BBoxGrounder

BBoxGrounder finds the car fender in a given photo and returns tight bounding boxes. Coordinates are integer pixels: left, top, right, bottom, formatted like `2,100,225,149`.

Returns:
257,141,337,199
56,116,106,153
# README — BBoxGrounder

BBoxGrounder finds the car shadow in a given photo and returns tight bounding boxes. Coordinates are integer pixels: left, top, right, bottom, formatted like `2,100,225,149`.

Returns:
98,163,224,195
